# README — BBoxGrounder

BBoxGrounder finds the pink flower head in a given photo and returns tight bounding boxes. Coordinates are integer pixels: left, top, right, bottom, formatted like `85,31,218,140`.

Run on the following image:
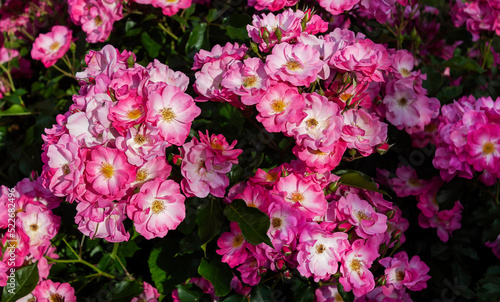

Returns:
31,25,72,67
330,38,390,82
273,173,328,219
289,93,344,153
337,193,388,239
267,202,304,248
198,130,242,163
292,142,347,174
341,108,388,156
127,179,186,239
339,239,379,297
256,83,306,133
318,0,360,15
248,0,298,11
131,281,160,302
145,59,190,92
193,42,248,70
389,164,429,198
150,0,192,16
85,146,135,199
379,251,431,295
76,200,130,242
418,201,463,242
216,222,250,268
465,123,500,174
76,44,135,80
116,125,169,166
108,96,146,134
33,280,76,302
296,223,350,281
265,42,328,87
146,84,201,145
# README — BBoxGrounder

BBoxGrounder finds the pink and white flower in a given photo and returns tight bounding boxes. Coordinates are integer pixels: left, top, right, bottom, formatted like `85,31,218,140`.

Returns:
31,25,72,67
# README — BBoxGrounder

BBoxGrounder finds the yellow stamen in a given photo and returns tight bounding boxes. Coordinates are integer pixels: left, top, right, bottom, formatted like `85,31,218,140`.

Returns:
126,108,142,120
135,169,148,182
100,162,115,179
316,244,326,254
285,59,303,71
151,200,165,214
232,234,244,248
483,142,495,155
272,217,282,228
350,259,362,272
271,99,287,113
242,75,258,88
305,118,318,130
50,42,60,51
160,108,176,123
290,192,304,204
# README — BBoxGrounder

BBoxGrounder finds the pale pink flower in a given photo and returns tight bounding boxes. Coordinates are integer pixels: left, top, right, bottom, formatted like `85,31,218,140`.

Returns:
296,223,350,281
379,252,431,295
85,146,135,198
116,125,169,166
265,42,327,86
389,164,429,197
76,200,130,242
318,0,360,15
292,142,347,174
31,25,72,67
192,42,248,70
145,59,189,92
150,0,192,16
465,123,500,174
341,108,388,156
127,179,186,239
33,280,76,302
146,84,201,145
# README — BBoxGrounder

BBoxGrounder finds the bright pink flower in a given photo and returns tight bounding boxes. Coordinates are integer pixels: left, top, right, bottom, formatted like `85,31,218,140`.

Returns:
131,281,160,302
337,193,388,239
192,42,248,71
221,57,271,105
145,59,189,92
198,130,242,163
85,146,135,198
31,25,72,67
389,164,429,198
297,223,350,281
33,280,76,302
265,42,327,86
130,156,172,188
76,200,130,242
318,0,360,15
465,123,500,174
379,252,431,295
330,38,390,82
127,179,186,239
255,83,306,133
248,0,297,11
193,57,238,103
146,84,201,145
418,201,463,242
116,125,169,166
289,93,344,153
232,183,270,213
315,285,344,302
292,142,347,173
486,235,500,259
267,202,304,248
76,44,135,80
339,239,379,297
149,0,192,16
273,173,328,219
341,108,388,156
390,49,416,78
216,222,250,268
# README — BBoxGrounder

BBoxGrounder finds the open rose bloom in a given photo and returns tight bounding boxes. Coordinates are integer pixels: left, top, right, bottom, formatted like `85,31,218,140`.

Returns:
31,25,72,67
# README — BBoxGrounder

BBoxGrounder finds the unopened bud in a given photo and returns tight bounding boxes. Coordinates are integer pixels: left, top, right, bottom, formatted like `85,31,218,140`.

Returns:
283,269,292,279
377,142,392,155
127,54,135,68
172,154,183,166
337,222,353,232
393,229,403,241
376,276,386,286
282,245,292,256
274,27,283,43
276,259,286,270
258,266,267,276
385,209,396,220
260,27,270,42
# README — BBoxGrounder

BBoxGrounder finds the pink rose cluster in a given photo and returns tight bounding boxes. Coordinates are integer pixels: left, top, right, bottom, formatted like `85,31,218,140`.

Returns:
215,161,430,299
431,95,500,185
40,45,201,241
451,0,500,41
379,165,463,242
68,0,124,43
193,9,410,173
0,178,64,291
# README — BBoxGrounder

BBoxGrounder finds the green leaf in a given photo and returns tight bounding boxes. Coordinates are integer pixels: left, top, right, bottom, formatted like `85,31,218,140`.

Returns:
222,13,252,41
198,258,233,297
295,285,314,302
186,22,208,57
436,85,463,103
4,88,26,105
335,170,390,197
196,198,224,245
106,281,144,302
141,31,162,58
206,9,218,23
2,263,39,302
223,199,272,247
222,294,246,302
249,285,272,302
0,104,30,117
443,56,486,73
176,283,204,302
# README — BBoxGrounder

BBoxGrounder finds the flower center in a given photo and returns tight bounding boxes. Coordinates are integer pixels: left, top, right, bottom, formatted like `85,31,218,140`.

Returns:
271,99,287,113
285,59,303,71
242,75,258,88
160,108,176,123
400,68,411,77
62,164,71,175
290,191,304,204
408,178,420,186
210,139,224,150
126,108,142,120
135,169,148,182
151,200,165,214
483,142,495,155
316,243,326,254
100,162,115,179
356,211,371,221
265,172,279,182
94,15,103,26
50,42,61,51
49,293,65,302
397,97,408,107
232,234,244,248
340,93,353,102
29,224,39,232
134,134,147,145
350,258,362,272
305,118,319,130
272,217,282,228
396,270,405,281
